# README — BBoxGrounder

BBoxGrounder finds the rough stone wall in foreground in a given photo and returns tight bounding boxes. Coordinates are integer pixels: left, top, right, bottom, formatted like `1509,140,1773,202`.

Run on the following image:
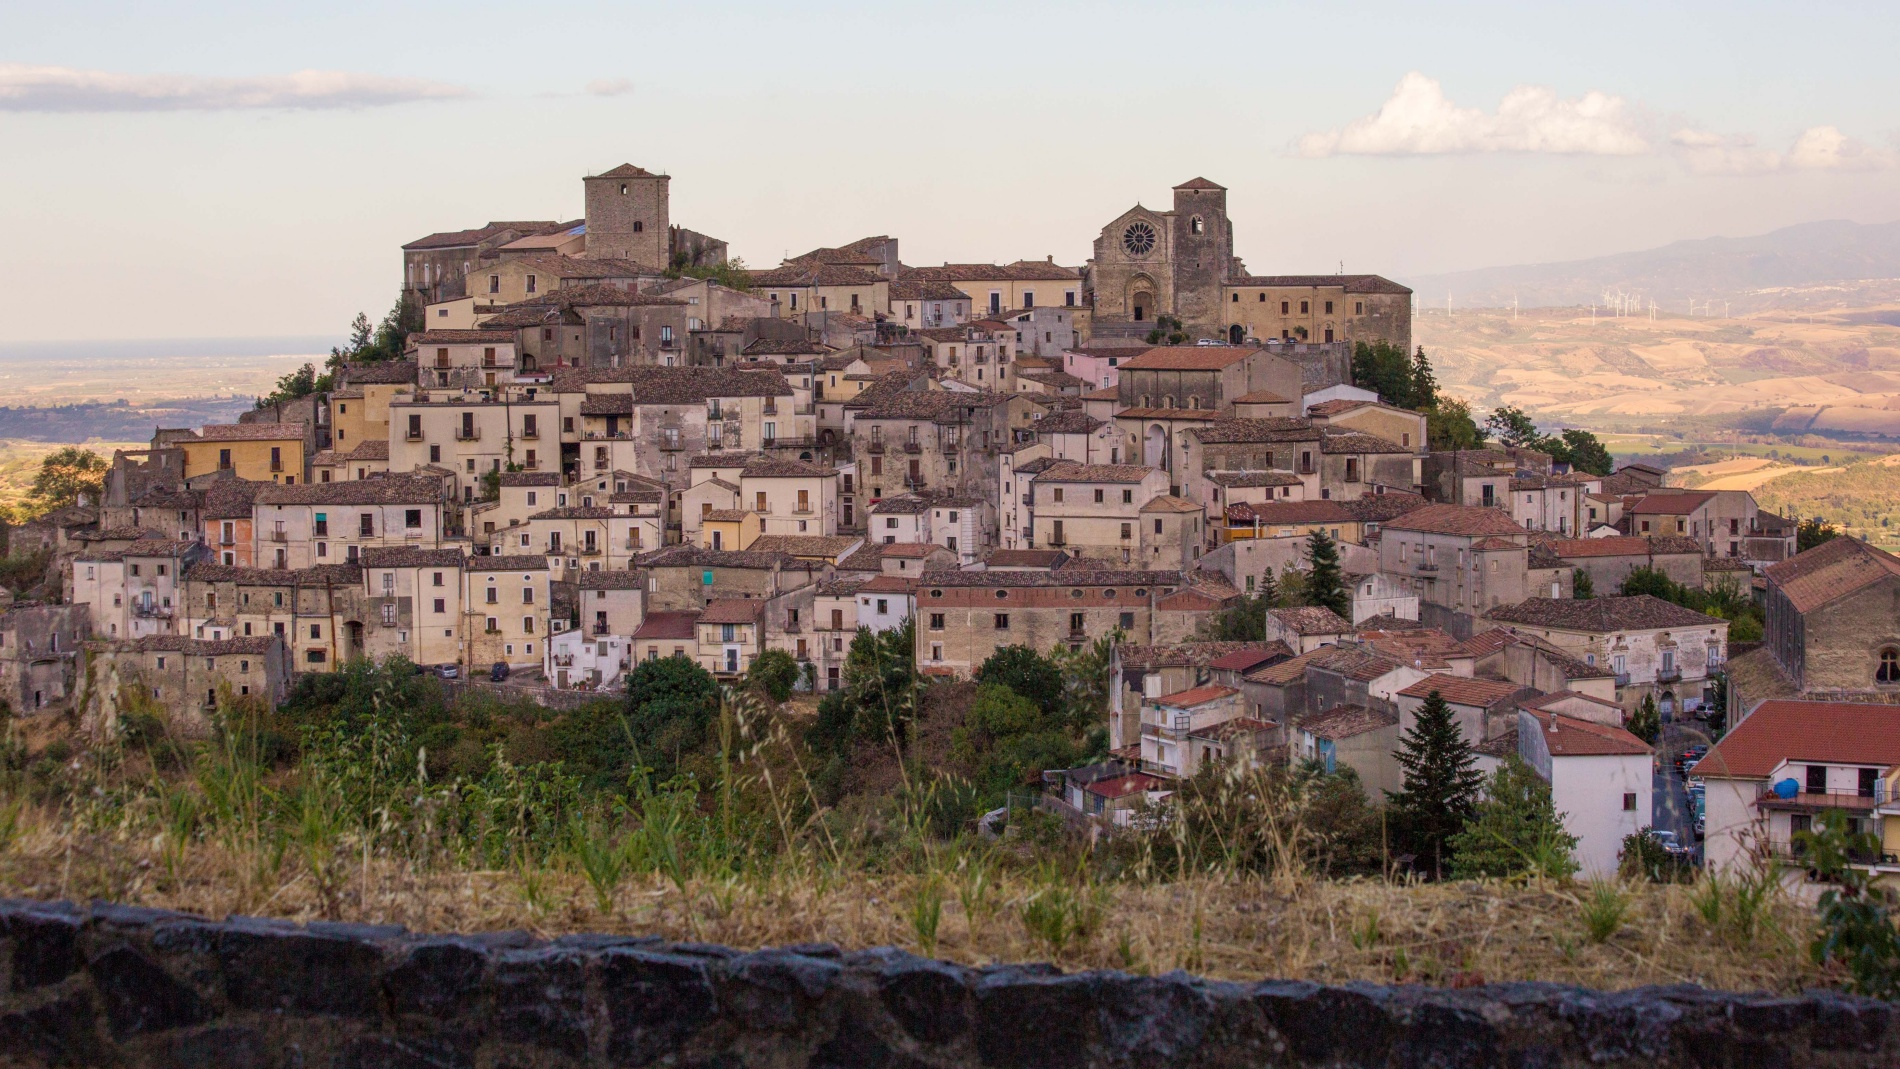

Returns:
0,897,1895,1067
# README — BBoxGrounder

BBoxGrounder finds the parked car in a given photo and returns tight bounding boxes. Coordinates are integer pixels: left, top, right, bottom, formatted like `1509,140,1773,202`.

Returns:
491,661,510,683
432,664,460,680
1676,744,1708,775
1651,829,1687,856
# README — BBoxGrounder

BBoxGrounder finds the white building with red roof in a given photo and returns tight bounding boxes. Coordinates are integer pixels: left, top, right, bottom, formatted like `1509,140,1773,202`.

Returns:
1694,699,1900,879
1515,708,1653,876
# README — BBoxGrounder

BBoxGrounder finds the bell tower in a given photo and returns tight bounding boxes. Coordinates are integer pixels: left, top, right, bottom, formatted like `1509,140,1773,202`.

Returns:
1169,177,1231,338
582,163,670,269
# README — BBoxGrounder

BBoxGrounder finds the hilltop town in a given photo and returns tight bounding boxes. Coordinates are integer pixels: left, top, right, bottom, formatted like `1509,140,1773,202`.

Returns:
6,160,1896,895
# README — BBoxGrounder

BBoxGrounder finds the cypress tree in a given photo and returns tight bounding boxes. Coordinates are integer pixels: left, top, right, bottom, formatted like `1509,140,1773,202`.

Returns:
1386,690,1485,877
1410,346,1438,411
1304,529,1350,620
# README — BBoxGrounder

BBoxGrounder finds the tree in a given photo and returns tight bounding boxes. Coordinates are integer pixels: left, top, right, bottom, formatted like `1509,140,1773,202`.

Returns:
1798,517,1840,553
1558,429,1614,476
1448,757,1579,880
1351,341,1415,407
1572,568,1595,599
28,447,107,512
1409,346,1438,411
1486,406,1543,450
256,362,327,409
1618,565,1679,601
1625,694,1660,745
950,683,1081,795
1303,529,1350,621
624,654,720,777
1047,628,1120,738
1424,397,1485,451
747,649,800,703
805,619,920,761
974,644,1063,718
1386,690,1485,877
666,255,752,291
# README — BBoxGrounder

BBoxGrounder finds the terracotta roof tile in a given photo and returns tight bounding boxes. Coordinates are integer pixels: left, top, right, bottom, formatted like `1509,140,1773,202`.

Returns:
1523,709,1652,757
632,611,700,640
1397,673,1530,707
1270,606,1353,635
1155,684,1238,707
1117,346,1262,371
1695,699,1900,779
1299,703,1399,740
1227,500,1352,525
1763,537,1900,614
1485,595,1724,632
1383,504,1528,538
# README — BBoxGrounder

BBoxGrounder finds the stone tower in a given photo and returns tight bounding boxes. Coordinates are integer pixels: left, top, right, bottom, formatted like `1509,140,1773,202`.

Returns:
583,164,670,268
1168,178,1232,337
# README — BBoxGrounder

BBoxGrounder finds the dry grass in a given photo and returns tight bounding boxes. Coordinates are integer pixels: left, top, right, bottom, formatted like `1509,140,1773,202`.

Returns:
0,806,1820,993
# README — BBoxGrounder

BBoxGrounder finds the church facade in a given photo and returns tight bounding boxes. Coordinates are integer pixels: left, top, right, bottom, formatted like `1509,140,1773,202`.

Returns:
1085,178,1412,352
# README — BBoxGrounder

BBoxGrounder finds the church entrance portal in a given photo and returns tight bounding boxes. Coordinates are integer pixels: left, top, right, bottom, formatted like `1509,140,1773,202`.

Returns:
1132,292,1152,321
1228,325,1244,345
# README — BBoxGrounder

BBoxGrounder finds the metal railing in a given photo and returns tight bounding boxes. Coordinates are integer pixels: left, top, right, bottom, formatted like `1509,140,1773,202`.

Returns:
1657,667,1683,683
455,428,481,441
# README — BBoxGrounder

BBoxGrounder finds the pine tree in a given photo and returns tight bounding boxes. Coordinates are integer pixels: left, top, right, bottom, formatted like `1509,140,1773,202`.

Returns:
1448,757,1578,880
1386,690,1485,878
1304,529,1350,620
1572,568,1594,599
1409,346,1438,411
1256,568,1281,609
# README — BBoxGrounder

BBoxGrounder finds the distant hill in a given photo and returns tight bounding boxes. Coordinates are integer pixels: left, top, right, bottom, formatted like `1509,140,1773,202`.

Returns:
1404,219,1900,312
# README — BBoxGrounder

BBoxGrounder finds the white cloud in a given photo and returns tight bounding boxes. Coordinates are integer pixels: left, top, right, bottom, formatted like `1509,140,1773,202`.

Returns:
1670,124,1894,174
0,64,470,112
585,78,633,97
1298,72,1648,157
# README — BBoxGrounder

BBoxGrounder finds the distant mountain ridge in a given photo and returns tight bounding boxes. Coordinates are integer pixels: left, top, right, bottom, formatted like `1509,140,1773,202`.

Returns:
1403,219,1900,311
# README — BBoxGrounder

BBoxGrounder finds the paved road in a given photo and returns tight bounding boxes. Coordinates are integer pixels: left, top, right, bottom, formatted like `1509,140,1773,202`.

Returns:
1654,719,1712,857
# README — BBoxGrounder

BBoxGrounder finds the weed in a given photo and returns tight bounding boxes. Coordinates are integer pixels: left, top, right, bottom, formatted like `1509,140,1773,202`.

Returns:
569,816,628,915
1582,880,1630,944
907,875,945,958
1351,909,1382,950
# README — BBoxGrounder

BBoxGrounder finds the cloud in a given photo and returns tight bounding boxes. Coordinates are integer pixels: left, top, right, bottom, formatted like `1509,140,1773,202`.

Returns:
585,78,633,97
1671,124,1894,174
0,63,470,112
1298,72,1648,157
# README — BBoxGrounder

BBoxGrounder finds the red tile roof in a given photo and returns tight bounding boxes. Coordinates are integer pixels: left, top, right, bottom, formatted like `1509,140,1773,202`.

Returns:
1155,684,1238,708
1207,646,1284,672
631,611,699,640
1269,606,1352,635
1694,700,1900,779
1086,772,1166,800
1397,673,1528,707
1300,703,1399,740
1763,536,1900,614
1226,500,1353,526
1382,504,1527,538
1523,710,1652,757
1628,491,1717,515
698,599,766,624
1548,535,1700,559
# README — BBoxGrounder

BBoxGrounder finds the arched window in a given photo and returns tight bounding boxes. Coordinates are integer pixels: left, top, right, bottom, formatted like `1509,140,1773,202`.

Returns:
1187,396,1200,409
1190,216,1204,235
1879,648,1900,684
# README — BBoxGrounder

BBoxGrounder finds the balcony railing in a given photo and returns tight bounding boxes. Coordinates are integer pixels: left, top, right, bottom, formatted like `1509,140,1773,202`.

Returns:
1614,672,1632,686
520,428,539,439
867,440,884,454
456,428,481,441
580,545,602,556
1657,667,1683,683
1758,783,1888,808
943,443,960,456
270,531,288,543
1413,561,1437,572
1046,533,1066,546
406,429,424,441
132,604,173,620
903,442,922,454
592,623,611,636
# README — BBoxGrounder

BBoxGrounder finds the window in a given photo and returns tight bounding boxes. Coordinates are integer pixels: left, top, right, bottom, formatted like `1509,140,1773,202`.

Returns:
1094,489,1104,503
1878,649,1900,684
1300,300,1309,314
1280,301,1289,314
405,509,422,529
1154,518,1163,534
523,617,535,634
309,624,322,639
929,613,945,631
523,587,534,604
433,598,446,614
1119,611,1135,630
1622,793,1637,812
994,613,1009,629
1053,488,1064,502
1807,765,1827,794
1324,301,1334,314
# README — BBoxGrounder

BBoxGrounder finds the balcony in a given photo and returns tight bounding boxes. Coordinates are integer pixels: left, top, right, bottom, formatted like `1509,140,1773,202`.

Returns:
132,604,173,620
270,530,288,543
1757,784,1886,811
1413,561,1437,572
658,438,684,451
1614,672,1632,687
592,623,611,637
762,404,778,417
943,443,960,456
1657,667,1683,683
520,428,539,440
866,440,885,454
624,538,644,552
580,545,602,556
455,428,482,441
406,429,424,441
904,476,928,490
520,459,539,471
1046,533,1067,546
903,442,922,454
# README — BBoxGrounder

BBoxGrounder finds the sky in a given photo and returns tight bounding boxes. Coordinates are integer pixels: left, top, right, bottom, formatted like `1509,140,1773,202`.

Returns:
2,0,1897,343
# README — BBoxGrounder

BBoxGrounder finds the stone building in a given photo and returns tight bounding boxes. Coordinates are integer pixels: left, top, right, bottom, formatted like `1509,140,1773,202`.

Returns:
1549,535,1705,595
402,221,563,305
583,163,671,269
1027,463,1171,565
898,261,1082,320
1484,595,1728,715
84,635,289,734
1379,504,1536,635
1748,536,1900,701
1084,177,1411,348
916,569,1220,677
1115,346,1305,420
0,597,88,714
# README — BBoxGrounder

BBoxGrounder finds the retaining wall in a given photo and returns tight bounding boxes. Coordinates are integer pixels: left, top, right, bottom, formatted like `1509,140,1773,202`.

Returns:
0,897,1894,1067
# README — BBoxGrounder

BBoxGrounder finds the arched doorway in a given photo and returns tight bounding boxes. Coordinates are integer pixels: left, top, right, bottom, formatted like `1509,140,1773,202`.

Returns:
1144,424,1168,468
1132,293,1153,321
1660,690,1677,719
1228,324,1245,345
1127,275,1156,323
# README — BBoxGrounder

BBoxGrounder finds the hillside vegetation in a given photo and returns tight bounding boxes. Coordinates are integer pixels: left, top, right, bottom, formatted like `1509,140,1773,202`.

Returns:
1754,457,1900,549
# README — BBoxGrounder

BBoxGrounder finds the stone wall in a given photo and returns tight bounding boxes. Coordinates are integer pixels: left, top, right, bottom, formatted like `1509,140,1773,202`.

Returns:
1,897,1894,1067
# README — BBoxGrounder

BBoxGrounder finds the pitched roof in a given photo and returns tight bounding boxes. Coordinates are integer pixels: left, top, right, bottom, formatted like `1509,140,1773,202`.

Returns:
499,471,562,487
880,542,948,559
1337,492,1429,524
1142,495,1202,514
1628,491,1718,515
1763,536,1900,614
1232,390,1291,405
983,549,1071,569
632,611,700,640
251,473,446,506
1231,274,1412,295
548,366,794,402
1032,410,1106,435
750,264,885,287
1548,536,1701,559
1116,640,1279,670
698,599,766,624
1694,700,1900,779
1270,606,1352,635
899,260,1080,283
1226,500,1352,526
1187,418,1322,446
1299,703,1399,741
359,547,467,568
1321,429,1412,454
1382,504,1527,538
1523,709,1652,757
577,570,645,589
1397,673,1529,707
1207,470,1304,488
194,422,306,442
1154,684,1238,708
402,220,560,251
1484,595,1725,632
1207,647,1285,673
1117,346,1261,371
1036,462,1157,485
747,535,861,559
741,457,837,478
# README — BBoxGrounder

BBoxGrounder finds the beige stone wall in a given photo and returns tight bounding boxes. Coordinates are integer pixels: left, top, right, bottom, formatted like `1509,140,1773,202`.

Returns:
1799,578,1900,691
180,438,305,484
